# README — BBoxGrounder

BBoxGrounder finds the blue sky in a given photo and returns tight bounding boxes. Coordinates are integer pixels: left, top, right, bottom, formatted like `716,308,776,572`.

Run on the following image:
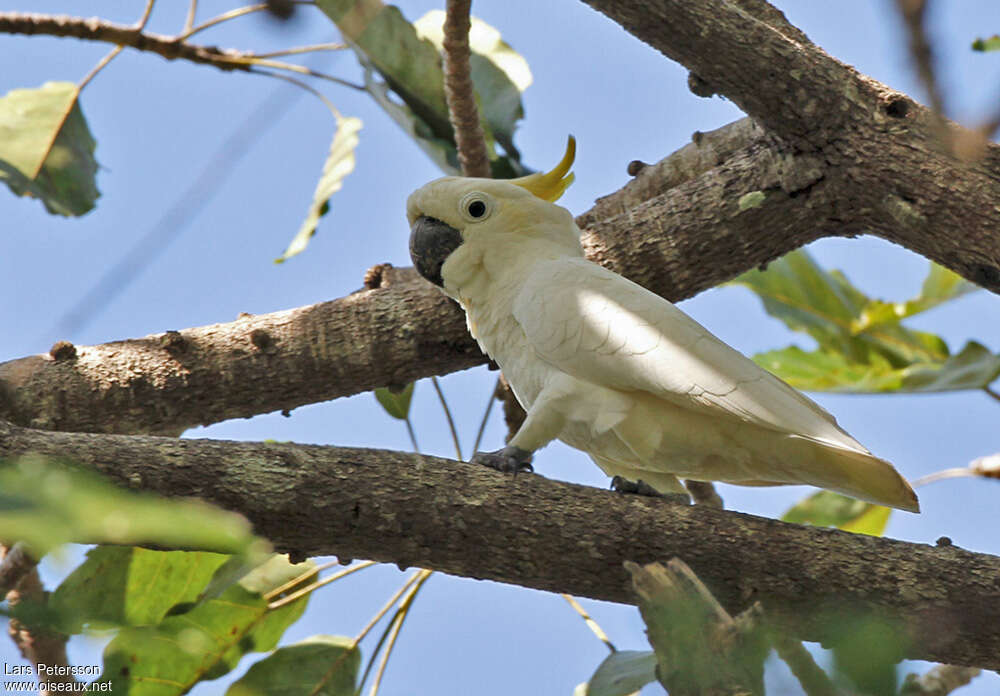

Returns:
2,2,999,694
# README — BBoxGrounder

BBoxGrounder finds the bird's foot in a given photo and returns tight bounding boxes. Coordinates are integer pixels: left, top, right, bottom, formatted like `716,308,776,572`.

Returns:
471,446,534,475
611,476,690,504
610,476,661,497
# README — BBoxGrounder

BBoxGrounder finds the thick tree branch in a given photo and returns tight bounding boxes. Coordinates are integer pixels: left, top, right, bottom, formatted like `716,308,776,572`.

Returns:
579,0,1000,293
3,104,999,435
0,122,831,435
0,267,481,435
2,419,999,670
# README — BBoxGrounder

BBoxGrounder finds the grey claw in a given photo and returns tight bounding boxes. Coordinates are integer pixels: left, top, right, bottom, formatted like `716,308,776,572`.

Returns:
471,446,533,474
610,477,690,504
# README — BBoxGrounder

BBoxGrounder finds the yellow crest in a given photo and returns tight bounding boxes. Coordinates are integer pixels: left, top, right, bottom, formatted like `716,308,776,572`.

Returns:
510,136,575,202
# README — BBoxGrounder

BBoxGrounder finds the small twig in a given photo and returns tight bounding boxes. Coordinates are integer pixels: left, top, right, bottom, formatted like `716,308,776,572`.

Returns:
2,545,76,696
306,571,428,696
911,467,978,487
899,664,981,696
178,1,313,40
136,0,156,28
267,560,376,610
263,557,338,600
0,12,257,76
244,57,364,91
404,418,420,453
0,11,358,89
561,594,617,653
252,42,346,59
78,45,123,90
772,633,841,696
251,69,343,117
352,572,427,647
471,376,500,455
79,0,154,90
893,0,945,116
431,377,463,460
913,454,1000,487
984,385,1000,404
441,0,491,177
183,0,198,33
366,570,433,696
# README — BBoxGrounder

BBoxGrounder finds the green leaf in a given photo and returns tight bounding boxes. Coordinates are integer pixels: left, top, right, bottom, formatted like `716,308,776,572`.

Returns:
584,650,657,696
895,340,1000,392
831,616,904,696
852,263,978,332
733,249,947,364
738,191,766,210
316,0,530,176
735,249,999,395
199,553,279,603
755,341,1000,393
972,35,1000,51
276,116,362,262
0,81,99,215
0,456,264,556
782,491,891,536
374,383,415,420
97,555,316,694
225,635,360,696
50,547,231,633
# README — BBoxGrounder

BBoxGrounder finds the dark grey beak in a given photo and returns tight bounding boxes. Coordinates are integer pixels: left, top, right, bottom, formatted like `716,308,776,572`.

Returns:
409,215,463,287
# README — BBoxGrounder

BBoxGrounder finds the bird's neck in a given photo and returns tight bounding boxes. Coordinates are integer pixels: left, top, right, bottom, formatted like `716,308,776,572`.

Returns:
442,236,577,363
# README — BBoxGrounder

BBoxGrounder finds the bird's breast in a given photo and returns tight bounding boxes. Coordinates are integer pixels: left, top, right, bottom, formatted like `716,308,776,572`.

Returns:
460,297,546,409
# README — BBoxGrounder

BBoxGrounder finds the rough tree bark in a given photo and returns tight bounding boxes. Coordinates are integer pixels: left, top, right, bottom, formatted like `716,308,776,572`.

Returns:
2,419,998,670
2,0,1000,674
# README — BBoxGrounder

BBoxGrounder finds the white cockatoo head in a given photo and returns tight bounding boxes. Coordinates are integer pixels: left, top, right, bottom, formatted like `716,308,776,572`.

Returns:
407,137,579,289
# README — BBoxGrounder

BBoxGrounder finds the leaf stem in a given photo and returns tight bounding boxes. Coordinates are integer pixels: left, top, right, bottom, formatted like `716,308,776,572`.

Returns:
251,69,343,119
431,377,463,460
179,1,315,40
404,418,420,453
561,594,617,652
267,560,376,610
263,557,341,600
470,376,499,456
772,633,840,696
984,385,1000,404
351,571,425,647
183,0,198,33
79,0,155,90
245,58,364,91
78,45,123,90
252,42,347,59
911,467,977,488
365,570,433,696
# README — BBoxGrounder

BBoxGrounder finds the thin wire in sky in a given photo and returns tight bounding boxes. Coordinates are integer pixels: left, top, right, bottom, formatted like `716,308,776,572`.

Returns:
42,66,318,345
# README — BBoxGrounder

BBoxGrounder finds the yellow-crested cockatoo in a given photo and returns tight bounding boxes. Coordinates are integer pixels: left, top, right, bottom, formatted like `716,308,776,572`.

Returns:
406,138,919,512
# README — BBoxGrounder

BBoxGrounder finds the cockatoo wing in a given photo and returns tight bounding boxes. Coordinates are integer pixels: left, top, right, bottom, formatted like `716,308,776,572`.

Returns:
513,258,866,454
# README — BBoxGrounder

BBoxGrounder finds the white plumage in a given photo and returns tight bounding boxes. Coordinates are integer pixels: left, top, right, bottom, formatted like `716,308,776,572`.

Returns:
406,141,918,512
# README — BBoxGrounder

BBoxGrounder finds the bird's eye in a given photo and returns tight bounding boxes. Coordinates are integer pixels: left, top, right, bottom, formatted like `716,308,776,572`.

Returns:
468,200,487,218
460,192,492,222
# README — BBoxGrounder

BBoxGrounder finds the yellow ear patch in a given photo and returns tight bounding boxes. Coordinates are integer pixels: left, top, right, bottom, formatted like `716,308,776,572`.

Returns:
510,136,575,202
